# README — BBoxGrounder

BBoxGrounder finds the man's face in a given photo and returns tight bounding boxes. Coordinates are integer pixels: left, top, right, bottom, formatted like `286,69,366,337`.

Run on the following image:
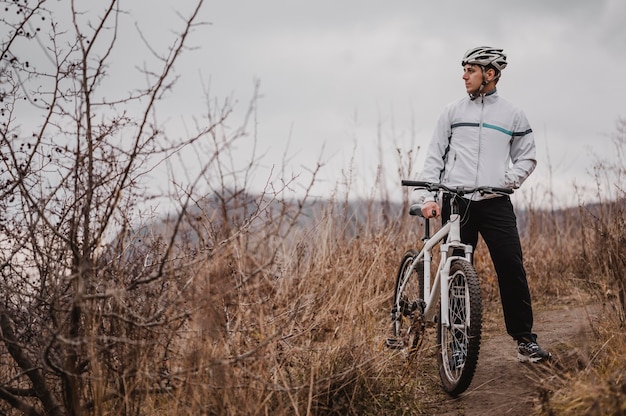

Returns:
462,64,483,95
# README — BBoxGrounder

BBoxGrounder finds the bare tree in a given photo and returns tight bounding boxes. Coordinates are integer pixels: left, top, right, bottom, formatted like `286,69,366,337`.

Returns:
0,0,281,414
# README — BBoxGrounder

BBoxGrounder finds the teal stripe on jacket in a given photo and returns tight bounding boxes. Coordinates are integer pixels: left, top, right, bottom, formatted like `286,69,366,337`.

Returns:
451,122,532,137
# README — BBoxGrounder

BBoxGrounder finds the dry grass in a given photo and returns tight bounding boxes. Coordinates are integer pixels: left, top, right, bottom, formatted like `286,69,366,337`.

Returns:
2,188,624,415
536,321,626,416
4,168,625,415
90,195,447,415
104,186,622,415
166,205,427,415
528,201,626,416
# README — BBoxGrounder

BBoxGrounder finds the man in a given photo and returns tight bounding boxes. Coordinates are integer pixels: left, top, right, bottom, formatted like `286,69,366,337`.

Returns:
415,46,550,363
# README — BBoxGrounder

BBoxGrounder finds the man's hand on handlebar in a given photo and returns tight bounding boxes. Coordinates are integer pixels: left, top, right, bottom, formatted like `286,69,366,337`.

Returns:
421,201,440,219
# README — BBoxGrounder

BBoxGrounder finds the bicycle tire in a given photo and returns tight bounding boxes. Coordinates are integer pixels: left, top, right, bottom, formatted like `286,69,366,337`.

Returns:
437,259,482,396
390,249,425,352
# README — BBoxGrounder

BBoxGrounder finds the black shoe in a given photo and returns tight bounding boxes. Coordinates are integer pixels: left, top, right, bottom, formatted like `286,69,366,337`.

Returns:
517,341,551,363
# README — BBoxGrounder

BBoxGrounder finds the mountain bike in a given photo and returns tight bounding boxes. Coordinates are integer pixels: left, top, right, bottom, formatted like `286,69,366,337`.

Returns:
386,180,513,396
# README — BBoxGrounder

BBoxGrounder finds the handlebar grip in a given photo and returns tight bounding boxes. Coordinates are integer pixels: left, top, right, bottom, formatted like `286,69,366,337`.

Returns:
401,180,432,188
488,187,514,195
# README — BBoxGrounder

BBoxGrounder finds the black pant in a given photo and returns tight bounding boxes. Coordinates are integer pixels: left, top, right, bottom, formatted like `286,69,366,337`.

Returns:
442,194,535,342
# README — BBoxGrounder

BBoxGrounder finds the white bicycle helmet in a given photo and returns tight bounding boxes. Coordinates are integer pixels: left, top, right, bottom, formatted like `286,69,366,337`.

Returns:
461,46,507,72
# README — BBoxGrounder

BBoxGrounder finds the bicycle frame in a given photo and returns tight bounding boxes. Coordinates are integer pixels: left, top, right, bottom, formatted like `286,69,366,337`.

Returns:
396,210,473,328
391,180,513,396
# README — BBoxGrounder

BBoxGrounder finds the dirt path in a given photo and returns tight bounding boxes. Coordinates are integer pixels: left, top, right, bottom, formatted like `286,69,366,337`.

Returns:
431,301,598,415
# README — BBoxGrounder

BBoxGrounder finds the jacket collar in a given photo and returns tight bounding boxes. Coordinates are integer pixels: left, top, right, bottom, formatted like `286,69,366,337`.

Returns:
471,88,498,103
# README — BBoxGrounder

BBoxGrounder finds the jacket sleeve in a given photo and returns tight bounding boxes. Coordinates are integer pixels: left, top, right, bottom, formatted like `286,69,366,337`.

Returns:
412,106,452,204
505,110,537,188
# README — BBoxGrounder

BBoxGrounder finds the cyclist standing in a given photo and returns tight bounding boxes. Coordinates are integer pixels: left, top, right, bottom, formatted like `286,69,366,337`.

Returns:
414,46,550,363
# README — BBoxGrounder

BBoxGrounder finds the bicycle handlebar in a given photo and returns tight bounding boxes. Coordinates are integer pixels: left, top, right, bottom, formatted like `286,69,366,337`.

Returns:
401,180,513,196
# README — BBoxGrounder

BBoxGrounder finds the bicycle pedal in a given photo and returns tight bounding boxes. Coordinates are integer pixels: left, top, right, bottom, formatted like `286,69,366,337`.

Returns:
385,338,404,349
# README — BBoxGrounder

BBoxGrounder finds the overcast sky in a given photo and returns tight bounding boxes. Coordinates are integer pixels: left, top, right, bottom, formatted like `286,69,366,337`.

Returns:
70,1,626,207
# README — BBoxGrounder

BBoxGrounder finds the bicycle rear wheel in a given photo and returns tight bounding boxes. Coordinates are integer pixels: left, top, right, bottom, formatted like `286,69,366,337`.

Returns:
437,259,482,396
388,249,425,352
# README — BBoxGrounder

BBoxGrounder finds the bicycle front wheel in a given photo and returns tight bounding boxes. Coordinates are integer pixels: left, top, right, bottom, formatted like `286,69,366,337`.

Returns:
437,259,482,396
389,249,424,352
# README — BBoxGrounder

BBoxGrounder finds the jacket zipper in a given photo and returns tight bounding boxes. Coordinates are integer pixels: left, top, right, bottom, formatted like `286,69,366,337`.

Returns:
475,95,484,187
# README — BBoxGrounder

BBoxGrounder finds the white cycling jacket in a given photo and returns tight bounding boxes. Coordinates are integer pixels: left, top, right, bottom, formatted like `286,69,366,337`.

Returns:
416,90,536,202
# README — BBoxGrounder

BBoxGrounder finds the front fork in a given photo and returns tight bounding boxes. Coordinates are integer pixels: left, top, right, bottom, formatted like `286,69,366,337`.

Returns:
435,243,473,328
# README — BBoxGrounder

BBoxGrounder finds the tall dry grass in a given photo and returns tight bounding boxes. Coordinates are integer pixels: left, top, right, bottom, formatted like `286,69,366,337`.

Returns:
109,194,430,415
91,172,626,415
175,199,432,415
523,198,626,416
98,179,622,415
3,183,615,416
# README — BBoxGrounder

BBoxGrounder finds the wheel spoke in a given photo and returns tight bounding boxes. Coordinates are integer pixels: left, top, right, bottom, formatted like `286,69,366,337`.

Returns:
438,260,482,396
390,251,425,352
